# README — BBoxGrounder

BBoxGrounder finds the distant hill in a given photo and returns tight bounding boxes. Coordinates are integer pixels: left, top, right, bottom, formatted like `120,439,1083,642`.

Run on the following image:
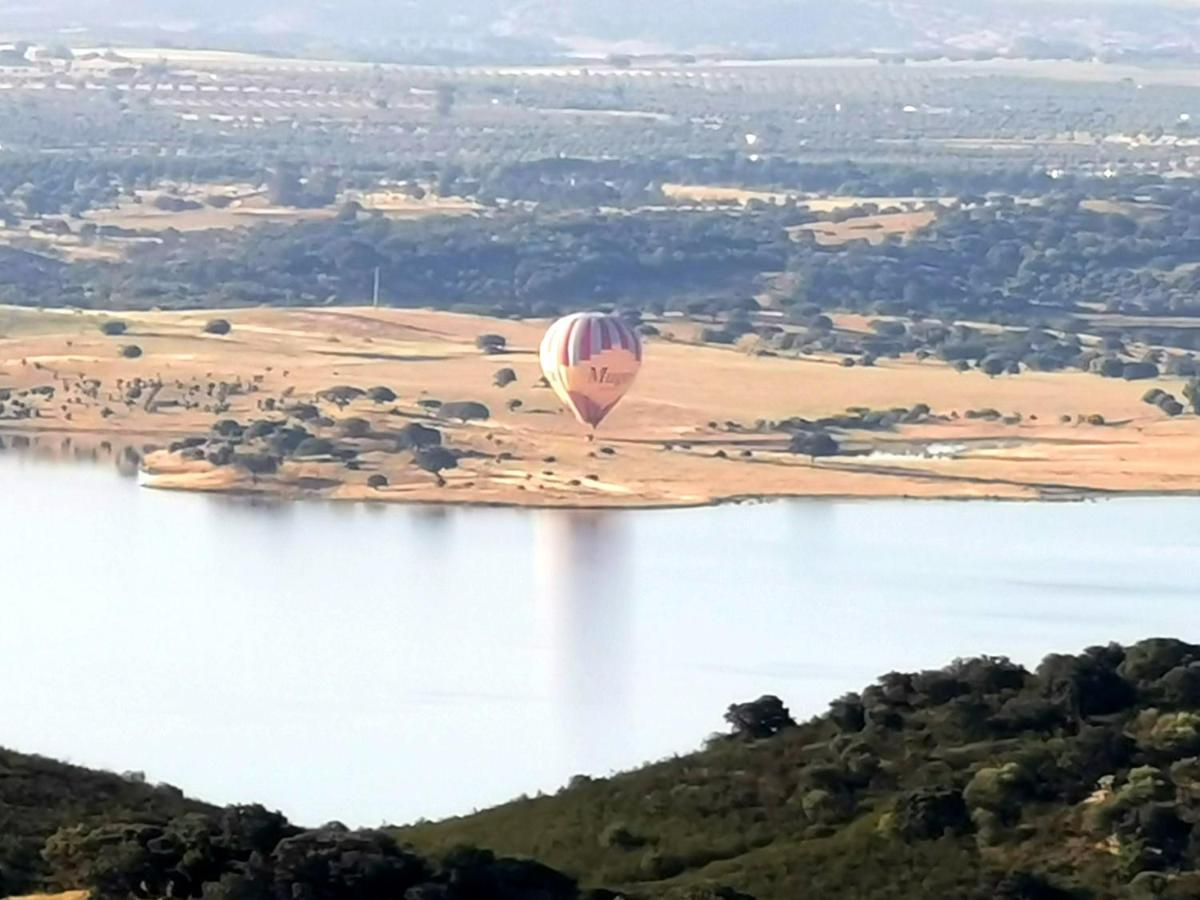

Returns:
4,0,1200,61
400,638,1200,900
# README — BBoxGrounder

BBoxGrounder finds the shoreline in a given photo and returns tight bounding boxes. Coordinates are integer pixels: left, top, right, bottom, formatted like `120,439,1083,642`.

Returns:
8,433,1196,508
137,479,1200,509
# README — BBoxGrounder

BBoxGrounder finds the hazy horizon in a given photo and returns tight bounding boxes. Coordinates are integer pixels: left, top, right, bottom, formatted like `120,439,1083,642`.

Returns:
4,0,1200,63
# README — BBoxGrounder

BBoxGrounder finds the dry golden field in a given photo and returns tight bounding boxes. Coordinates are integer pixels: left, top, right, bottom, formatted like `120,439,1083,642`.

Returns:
790,210,937,245
1,306,1198,507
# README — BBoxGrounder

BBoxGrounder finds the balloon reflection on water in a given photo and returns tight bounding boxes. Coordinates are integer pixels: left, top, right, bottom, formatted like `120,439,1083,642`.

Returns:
533,509,635,773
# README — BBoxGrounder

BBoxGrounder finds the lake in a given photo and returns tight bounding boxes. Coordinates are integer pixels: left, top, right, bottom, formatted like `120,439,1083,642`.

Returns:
2,450,1198,828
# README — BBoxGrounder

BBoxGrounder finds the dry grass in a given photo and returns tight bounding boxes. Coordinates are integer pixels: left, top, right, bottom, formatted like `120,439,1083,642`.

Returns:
790,210,936,245
0,184,482,255
661,185,953,214
352,190,481,216
82,188,332,233
800,196,954,213
2,306,1199,507
1081,198,1168,218
661,183,797,205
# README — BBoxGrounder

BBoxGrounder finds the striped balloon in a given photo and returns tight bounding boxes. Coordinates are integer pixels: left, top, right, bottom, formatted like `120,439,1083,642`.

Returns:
539,312,643,430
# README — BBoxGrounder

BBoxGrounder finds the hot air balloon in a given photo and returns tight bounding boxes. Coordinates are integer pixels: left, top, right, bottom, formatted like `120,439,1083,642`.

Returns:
539,312,642,434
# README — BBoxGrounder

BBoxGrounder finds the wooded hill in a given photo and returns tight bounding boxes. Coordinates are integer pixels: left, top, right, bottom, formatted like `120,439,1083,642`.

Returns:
400,638,1200,899
9,638,1200,900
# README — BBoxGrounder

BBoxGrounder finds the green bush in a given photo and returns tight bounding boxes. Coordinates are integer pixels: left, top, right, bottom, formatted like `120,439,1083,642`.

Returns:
963,763,1028,819
1132,710,1200,757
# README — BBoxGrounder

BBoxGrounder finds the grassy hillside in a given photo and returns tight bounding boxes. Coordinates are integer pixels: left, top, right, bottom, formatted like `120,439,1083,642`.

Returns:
400,639,1200,899
0,748,214,895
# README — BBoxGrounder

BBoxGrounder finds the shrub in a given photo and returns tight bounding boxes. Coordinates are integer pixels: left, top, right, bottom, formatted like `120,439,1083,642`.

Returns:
1165,356,1198,377
204,319,232,336
493,368,517,388
367,474,388,489
367,386,397,404
394,423,442,450
440,401,490,422
339,417,371,438
1123,362,1159,381
294,438,335,457
963,763,1029,820
829,694,866,732
267,429,312,458
99,320,127,336
890,787,970,840
285,403,320,421
1184,379,1200,414
120,345,143,359
980,356,1008,377
233,453,279,480
152,195,202,211
724,696,795,739
415,446,458,485
1156,665,1200,709
317,385,365,408
699,328,736,345
244,420,280,440
1037,647,1136,717
790,431,839,460
475,334,507,354
1119,639,1198,684
1131,710,1200,757
799,789,851,825
272,830,429,900
991,695,1063,732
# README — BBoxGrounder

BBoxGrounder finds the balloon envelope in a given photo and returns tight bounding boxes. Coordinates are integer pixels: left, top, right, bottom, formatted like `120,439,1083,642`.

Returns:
539,312,642,429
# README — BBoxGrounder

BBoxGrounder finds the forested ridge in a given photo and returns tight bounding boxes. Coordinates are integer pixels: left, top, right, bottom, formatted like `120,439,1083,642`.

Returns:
10,639,1200,900
401,638,1200,899
17,182,1200,324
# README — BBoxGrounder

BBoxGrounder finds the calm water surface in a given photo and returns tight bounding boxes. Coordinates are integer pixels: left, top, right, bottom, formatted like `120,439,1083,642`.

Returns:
2,453,1198,827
